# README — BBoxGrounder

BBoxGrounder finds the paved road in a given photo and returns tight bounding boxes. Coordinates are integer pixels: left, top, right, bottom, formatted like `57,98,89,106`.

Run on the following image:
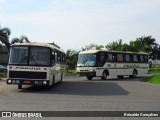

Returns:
0,76,160,120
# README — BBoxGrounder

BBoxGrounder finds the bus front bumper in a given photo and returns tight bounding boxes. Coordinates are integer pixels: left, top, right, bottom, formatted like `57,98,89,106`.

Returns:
77,71,96,77
6,79,50,86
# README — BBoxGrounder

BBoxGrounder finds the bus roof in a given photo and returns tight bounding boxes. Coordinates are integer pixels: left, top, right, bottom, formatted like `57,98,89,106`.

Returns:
79,50,148,55
10,42,65,53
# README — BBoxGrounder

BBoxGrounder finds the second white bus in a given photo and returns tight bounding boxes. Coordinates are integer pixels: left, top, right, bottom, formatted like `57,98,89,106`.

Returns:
76,50,149,80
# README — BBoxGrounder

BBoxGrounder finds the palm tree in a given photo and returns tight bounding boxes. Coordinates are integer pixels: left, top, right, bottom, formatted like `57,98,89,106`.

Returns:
11,35,30,44
129,40,141,52
135,36,156,53
0,27,11,51
0,26,30,52
66,49,79,71
105,39,123,51
95,45,104,50
82,44,96,51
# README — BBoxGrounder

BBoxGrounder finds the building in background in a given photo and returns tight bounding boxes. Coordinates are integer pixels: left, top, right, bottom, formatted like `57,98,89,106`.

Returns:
0,45,9,65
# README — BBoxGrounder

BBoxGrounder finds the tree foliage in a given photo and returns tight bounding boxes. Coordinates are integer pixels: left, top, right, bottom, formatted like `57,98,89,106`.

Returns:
105,36,159,60
66,49,79,66
105,39,123,51
82,44,104,51
0,26,30,51
11,35,30,44
0,27,11,51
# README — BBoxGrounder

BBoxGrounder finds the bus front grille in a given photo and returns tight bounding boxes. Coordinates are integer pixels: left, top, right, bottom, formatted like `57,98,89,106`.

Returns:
9,71,47,79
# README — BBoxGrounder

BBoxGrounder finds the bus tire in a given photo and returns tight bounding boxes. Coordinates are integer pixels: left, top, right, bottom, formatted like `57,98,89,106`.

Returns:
129,70,137,78
52,76,55,85
117,75,124,79
87,76,93,80
18,84,22,89
101,71,107,80
60,73,63,83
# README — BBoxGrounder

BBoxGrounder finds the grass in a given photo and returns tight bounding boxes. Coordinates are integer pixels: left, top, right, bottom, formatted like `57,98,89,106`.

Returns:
65,69,76,76
141,64,160,84
149,67,160,73
149,64,160,74
144,74,160,84
0,72,7,78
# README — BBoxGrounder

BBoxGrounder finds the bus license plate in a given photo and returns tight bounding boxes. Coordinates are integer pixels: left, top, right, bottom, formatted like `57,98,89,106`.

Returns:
23,80,31,84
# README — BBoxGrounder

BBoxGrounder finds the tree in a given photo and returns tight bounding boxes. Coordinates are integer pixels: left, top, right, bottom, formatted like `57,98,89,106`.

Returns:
121,43,130,51
129,40,141,52
135,36,156,53
95,45,104,50
66,49,79,70
0,26,30,52
0,27,11,51
105,39,124,51
149,44,160,60
11,35,30,44
82,44,96,51
82,44,104,51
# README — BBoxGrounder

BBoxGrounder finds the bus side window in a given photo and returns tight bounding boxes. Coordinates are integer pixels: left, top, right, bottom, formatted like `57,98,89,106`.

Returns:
108,53,113,61
140,55,144,62
55,51,57,63
133,55,138,62
113,53,117,62
100,53,105,66
62,53,65,63
57,51,62,62
105,53,108,61
137,55,140,62
144,55,148,63
58,52,61,62
117,54,123,62
125,54,130,62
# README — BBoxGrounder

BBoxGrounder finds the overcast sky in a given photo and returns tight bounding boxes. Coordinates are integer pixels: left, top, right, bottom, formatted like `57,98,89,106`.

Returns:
0,0,160,51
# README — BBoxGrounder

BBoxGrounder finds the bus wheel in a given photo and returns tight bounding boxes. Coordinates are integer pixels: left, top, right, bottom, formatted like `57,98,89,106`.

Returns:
129,70,137,78
117,75,124,79
52,76,55,85
101,71,107,80
60,73,63,83
87,76,93,80
18,84,22,89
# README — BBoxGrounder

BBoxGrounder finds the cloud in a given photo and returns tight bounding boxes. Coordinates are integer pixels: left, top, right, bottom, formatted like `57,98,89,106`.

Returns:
0,0,5,4
1,0,160,50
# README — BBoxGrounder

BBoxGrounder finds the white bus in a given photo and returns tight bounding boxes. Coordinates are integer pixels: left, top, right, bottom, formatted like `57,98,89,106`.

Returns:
7,42,66,89
77,50,149,80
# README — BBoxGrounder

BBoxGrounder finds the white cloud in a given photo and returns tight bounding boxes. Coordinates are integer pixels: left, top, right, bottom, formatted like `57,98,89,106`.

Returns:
0,0,5,4
1,0,160,50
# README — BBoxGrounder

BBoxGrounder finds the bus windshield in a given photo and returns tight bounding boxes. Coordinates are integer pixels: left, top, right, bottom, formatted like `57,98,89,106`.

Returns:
9,46,51,66
77,53,96,67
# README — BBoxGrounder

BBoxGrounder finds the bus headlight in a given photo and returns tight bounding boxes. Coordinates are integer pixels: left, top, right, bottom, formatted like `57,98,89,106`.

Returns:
43,81,47,85
8,80,11,83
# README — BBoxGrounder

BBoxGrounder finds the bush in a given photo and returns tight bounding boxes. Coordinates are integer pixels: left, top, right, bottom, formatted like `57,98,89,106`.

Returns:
0,72,7,78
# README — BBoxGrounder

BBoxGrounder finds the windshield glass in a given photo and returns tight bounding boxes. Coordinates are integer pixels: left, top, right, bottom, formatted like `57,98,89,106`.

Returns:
77,53,96,66
9,47,28,65
9,46,51,66
29,47,50,66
